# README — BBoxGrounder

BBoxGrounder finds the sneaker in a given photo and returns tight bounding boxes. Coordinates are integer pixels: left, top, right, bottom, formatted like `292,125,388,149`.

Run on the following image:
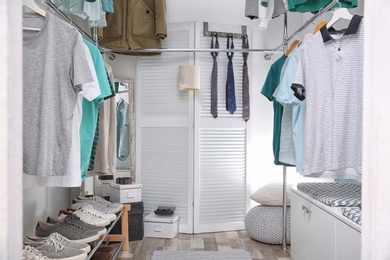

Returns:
33,234,87,260
23,245,52,260
76,205,117,222
60,208,110,227
35,221,100,244
57,209,73,220
24,233,91,254
71,199,121,214
70,208,111,226
78,196,123,211
48,215,107,236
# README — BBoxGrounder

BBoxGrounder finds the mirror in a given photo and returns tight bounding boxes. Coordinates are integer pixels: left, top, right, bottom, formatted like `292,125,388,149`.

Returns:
115,78,136,182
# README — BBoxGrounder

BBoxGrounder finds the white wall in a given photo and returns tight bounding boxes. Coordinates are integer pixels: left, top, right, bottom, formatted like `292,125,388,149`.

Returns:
2,0,23,258
23,187,71,235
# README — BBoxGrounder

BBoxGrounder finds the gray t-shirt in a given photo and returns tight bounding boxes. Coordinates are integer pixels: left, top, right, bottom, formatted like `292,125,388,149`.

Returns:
23,12,93,177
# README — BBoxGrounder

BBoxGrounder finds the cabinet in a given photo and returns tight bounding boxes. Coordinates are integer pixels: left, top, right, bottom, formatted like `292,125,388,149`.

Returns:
291,189,361,260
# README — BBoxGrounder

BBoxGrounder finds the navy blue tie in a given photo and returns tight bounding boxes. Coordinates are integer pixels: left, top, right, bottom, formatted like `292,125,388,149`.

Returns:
226,34,236,114
210,33,219,118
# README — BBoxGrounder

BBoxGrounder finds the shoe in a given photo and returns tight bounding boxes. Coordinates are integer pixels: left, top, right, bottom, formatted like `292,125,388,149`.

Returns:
78,196,123,211
48,215,107,236
25,232,91,253
35,221,100,244
71,199,121,214
76,205,117,222
58,207,110,227
23,245,52,260
57,209,73,220
32,234,87,260
89,251,111,260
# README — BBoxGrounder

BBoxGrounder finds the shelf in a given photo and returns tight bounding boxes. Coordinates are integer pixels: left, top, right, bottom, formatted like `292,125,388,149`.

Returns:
87,204,131,260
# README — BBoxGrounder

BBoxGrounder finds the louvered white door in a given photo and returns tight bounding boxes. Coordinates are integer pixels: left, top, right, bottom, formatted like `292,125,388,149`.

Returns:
193,22,248,233
137,22,248,234
136,22,195,233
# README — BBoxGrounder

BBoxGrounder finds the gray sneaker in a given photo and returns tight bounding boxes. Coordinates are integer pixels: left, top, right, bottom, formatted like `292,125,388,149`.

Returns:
33,235,87,260
71,199,121,214
24,233,91,253
23,245,52,260
35,220,100,244
77,196,123,211
47,215,107,236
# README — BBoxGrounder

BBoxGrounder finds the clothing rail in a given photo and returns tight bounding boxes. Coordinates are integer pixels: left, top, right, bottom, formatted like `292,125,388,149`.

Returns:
44,0,338,60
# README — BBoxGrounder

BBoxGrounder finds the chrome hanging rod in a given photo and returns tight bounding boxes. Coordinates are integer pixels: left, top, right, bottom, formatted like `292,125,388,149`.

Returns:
104,48,281,53
43,0,338,59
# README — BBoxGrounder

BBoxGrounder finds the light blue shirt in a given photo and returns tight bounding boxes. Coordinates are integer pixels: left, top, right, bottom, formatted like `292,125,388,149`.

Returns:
274,46,305,173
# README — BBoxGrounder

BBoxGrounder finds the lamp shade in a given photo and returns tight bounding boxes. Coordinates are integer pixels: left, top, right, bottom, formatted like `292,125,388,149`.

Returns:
179,65,201,90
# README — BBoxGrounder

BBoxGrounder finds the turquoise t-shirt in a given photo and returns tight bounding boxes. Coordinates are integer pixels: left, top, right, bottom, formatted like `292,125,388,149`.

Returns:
288,0,358,13
80,40,112,181
261,55,293,166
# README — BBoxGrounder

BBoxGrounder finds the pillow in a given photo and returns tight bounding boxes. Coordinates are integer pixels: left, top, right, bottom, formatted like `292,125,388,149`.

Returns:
250,183,291,206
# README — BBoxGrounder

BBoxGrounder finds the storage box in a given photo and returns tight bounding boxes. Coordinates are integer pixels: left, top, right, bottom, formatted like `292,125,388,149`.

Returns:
110,201,144,241
144,213,180,239
109,183,142,203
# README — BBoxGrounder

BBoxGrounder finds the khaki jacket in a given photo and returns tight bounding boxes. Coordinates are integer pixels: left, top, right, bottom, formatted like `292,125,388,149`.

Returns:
98,0,167,52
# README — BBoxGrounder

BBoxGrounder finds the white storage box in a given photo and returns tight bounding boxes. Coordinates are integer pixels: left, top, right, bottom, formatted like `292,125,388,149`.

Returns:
144,213,180,239
109,183,142,203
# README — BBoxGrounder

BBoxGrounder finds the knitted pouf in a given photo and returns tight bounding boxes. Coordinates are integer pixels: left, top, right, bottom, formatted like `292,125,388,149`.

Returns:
245,205,291,244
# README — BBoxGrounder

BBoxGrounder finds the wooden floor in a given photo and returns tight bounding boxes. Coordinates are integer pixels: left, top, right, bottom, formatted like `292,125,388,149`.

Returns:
117,230,292,260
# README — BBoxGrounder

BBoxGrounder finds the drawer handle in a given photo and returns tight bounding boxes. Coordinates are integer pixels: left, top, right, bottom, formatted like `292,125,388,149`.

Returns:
302,205,313,214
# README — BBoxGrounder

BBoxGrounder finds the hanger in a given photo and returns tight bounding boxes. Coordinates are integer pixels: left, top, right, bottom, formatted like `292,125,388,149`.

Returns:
326,7,353,29
23,0,46,17
285,40,300,56
314,21,328,34
23,0,46,31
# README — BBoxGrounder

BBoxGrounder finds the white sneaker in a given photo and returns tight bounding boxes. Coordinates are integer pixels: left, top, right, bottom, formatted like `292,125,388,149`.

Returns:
76,205,116,222
71,199,120,214
78,196,123,211
72,209,110,227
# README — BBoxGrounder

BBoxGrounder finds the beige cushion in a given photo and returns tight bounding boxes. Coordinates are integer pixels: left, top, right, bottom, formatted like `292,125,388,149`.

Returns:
250,183,291,206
